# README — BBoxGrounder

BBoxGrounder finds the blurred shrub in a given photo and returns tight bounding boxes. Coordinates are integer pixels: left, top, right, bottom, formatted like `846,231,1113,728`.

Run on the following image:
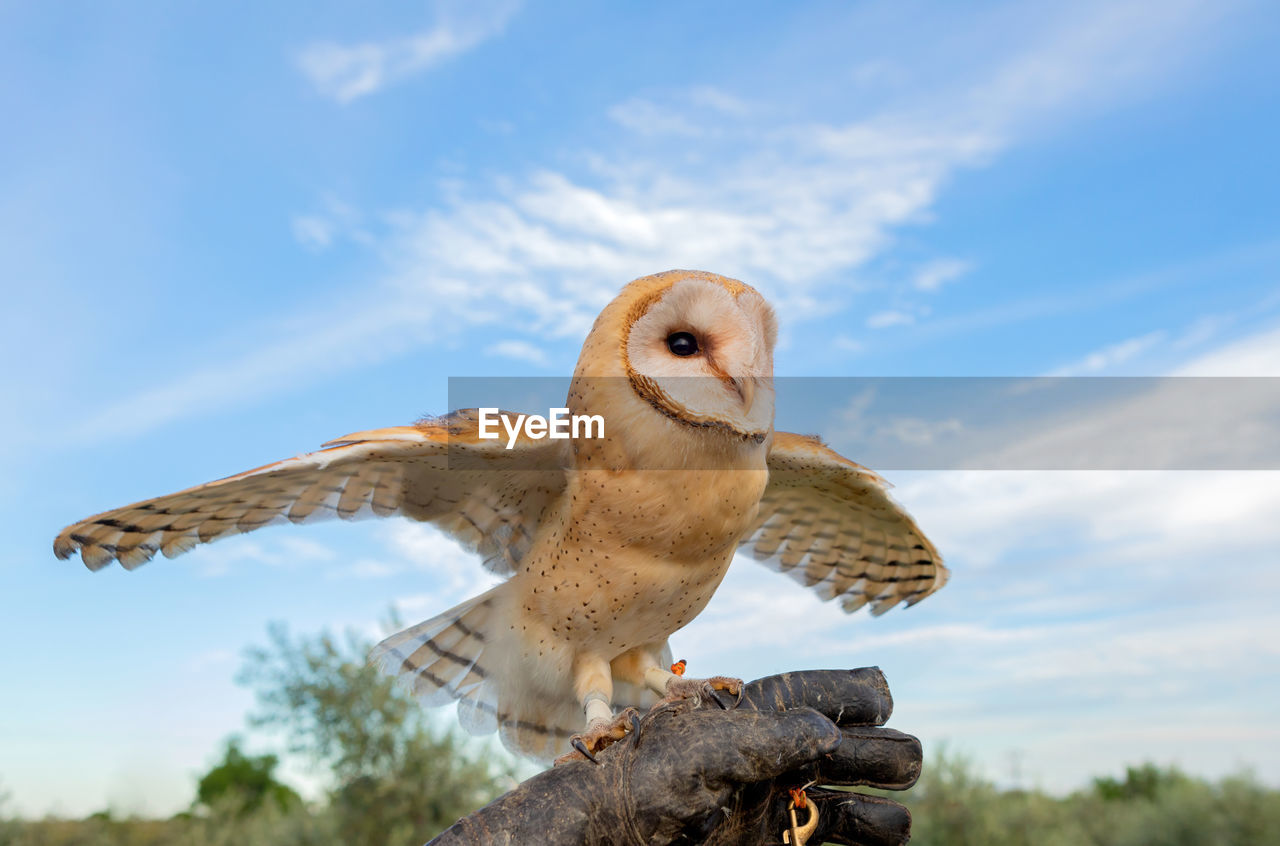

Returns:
899,749,1280,846
195,739,300,816
3,623,507,846
237,624,510,844
9,629,1279,845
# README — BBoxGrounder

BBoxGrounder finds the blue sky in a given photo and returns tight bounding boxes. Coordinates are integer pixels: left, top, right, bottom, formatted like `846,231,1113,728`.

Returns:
4,0,1280,817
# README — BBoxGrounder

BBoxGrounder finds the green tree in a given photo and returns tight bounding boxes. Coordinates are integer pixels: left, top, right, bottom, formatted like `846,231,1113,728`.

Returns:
1092,762,1189,802
238,624,507,845
195,738,300,815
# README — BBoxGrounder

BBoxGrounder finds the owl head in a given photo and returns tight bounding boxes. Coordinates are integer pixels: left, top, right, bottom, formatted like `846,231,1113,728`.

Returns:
572,271,778,452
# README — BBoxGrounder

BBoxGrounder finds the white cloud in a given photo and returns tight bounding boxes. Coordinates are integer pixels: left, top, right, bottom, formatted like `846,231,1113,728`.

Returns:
1045,330,1166,376
273,536,340,564
973,378,1278,473
799,322,1280,787
962,0,1228,137
1175,322,1280,375
883,319,1280,567
900,468,1280,572
75,0,1235,445
371,116,993,341
489,339,548,366
297,0,521,103
608,86,751,137
383,521,501,600
608,98,704,137
345,558,401,579
676,563,853,657
183,532,339,578
865,310,916,329
291,196,367,251
810,314,1280,475
291,215,335,250
833,335,864,353
70,297,436,442
913,258,972,291
687,86,751,116
829,386,966,451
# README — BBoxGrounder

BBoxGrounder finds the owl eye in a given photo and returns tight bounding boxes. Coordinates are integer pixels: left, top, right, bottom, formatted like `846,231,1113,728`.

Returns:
666,332,699,357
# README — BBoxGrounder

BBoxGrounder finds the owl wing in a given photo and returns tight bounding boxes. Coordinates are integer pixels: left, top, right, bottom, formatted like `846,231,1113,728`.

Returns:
741,432,948,615
53,409,568,574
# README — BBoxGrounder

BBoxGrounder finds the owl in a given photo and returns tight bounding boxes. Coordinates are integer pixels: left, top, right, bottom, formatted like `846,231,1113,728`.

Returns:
54,270,947,762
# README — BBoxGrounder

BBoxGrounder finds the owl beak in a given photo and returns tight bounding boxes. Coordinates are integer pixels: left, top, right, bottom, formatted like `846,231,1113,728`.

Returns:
731,376,756,410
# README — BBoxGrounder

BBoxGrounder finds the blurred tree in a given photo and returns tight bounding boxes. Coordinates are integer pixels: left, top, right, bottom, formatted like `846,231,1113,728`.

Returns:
195,738,300,815
5,738,1280,844
1092,762,1189,802
900,746,1014,846
237,623,508,845
0,783,19,846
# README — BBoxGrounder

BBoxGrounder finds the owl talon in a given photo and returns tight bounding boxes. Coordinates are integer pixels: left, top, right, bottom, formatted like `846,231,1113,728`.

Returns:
660,674,745,710
553,734,600,766
570,736,599,764
554,706,640,765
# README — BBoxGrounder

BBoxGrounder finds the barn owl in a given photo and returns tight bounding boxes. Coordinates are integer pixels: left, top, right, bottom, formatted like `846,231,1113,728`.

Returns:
54,270,947,761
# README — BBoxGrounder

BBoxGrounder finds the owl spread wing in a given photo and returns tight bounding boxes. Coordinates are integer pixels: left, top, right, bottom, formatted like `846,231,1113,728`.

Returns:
742,432,948,615
53,410,568,574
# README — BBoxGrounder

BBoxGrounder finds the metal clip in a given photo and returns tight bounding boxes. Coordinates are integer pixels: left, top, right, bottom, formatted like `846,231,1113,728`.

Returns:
783,789,818,846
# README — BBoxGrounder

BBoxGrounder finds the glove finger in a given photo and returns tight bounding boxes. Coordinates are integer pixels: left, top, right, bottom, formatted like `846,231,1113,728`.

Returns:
739,668,892,726
662,707,842,784
807,787,912,846
797,727,922,789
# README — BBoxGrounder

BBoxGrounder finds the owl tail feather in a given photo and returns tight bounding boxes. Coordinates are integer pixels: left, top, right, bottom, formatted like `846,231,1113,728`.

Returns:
370,586,501,713
369,583,582,761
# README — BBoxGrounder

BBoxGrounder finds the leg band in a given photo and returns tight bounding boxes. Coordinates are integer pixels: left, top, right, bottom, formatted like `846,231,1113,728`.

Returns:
644,666,677,695
582,690,612,724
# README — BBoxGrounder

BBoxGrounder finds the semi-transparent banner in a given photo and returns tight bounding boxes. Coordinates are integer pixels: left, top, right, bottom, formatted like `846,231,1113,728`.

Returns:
443,377,1280,470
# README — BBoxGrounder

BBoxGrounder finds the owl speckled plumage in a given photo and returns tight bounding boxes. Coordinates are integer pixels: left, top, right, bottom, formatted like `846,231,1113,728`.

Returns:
54,270,947,761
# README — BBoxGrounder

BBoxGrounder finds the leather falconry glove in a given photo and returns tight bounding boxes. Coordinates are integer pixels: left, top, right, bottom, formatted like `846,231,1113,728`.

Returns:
427,668,921,846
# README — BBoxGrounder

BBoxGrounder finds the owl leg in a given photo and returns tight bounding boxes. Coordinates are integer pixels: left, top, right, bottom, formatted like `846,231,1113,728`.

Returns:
553,653,639,765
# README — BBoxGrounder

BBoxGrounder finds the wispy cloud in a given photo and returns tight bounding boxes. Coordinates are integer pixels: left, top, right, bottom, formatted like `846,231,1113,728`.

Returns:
488,339,548,366
76,0,1234,444
961,0,1230,136
383,522,500,600
183,533,337,579
607,85,751,137
891,319,1280,564
297,0,521,103
71,298,437,442
607,98,705,138
291,215,337,250
833,335,864,354
913,258,972,292
375,111,995,336
1175,322,1280,375
351,0,1227,335
866,310,916,329
291,196,367,251
678,323,1280,789
1045,330,1166,376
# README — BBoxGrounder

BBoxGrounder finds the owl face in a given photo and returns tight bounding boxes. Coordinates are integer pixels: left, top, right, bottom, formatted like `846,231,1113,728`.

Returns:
622,275,778,442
